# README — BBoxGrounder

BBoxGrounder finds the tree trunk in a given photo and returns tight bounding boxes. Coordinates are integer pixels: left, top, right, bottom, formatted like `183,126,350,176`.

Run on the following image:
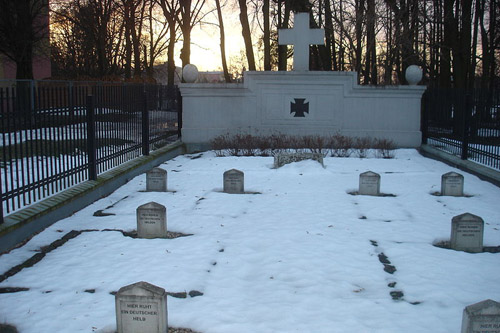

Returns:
278,0,290,71
167,20,176,85
324,0,334,71
441,0,454,87
215,0,231,82
451,0,473,89
354,0,365,79
263,0,271,70
180,0,192,67
365,0,376,84
238,0,256,71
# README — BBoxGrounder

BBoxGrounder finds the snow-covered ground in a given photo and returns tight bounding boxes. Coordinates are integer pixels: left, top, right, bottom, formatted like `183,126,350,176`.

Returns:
0,149,499,333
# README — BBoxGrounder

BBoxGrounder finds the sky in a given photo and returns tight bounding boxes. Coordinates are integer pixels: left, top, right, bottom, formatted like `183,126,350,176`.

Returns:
188,6,247,72
0,149,499,332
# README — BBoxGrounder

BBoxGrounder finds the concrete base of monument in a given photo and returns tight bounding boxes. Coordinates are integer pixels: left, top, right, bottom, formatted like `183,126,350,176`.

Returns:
180,71,426,148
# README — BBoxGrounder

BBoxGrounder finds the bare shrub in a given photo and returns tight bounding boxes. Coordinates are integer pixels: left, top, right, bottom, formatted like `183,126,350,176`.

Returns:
210,134,230,157
303,135,329,156
234,134,258,156
330,134,353,157
374,138,396,159
354,137,373,158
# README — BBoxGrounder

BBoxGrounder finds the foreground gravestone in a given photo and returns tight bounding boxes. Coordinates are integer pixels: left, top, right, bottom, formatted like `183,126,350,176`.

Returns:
274,152,324,168
441,172,464,196
146,168,167,192
137,202,167,239
359,171,381,196
450,213,484,253
115,281,168,333
461,299,500,333
223,169,244,194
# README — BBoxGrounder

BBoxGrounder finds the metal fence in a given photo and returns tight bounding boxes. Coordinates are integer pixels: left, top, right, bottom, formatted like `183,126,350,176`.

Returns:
422,87,500,170
0,80,181,223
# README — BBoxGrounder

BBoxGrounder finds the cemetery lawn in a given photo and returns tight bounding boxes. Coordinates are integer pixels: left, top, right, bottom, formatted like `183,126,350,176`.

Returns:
1,149,499,333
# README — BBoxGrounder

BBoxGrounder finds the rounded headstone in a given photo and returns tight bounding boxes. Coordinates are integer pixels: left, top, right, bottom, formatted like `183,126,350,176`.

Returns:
183,64,199,83
405,65,422,85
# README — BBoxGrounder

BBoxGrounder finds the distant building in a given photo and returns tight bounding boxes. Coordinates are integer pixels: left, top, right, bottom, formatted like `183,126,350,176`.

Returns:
198,71,225,83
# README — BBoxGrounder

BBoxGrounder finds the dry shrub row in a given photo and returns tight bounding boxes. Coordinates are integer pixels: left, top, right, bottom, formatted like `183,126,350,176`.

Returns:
210,134,395,158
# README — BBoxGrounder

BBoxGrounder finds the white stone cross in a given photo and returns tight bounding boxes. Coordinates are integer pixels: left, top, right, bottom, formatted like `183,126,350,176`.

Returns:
278,12,325,71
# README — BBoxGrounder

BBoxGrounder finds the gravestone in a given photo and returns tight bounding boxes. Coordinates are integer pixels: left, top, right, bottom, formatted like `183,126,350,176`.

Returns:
115,281,168,333
137,202,167,239
359,171,381,196
450,213,484,253
274,152,324,168
441,172,464,196
146,168,167,192
223,169,244,194
461,299,500,333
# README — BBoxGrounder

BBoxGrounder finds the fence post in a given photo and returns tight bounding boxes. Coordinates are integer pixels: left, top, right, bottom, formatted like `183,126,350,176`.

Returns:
0,170,3,225
86,95,97,180
177,87,182,139
421,90,428,144
142,89,150,156
461,93,471,160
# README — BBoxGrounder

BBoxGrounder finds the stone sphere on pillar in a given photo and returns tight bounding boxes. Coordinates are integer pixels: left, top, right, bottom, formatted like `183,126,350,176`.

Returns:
405,65,422,85
183,64,199,83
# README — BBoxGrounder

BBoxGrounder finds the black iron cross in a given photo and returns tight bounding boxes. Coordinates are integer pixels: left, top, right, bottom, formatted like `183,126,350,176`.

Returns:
290,98,309,117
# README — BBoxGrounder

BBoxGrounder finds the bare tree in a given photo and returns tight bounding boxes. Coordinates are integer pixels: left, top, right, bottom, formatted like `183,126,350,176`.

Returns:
215,0,232,82
0,0,49,79
238,0,257,70
178,0,207,67
157,0,181,85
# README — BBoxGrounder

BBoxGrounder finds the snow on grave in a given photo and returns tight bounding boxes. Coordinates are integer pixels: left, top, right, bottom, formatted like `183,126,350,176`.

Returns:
441,172,464,196
223,169,244,194
359,171,381,196
461,299,500,333
450,213,484,253
115,281,168,333
146,168,167,192
273,152,324,168
137,202,167,239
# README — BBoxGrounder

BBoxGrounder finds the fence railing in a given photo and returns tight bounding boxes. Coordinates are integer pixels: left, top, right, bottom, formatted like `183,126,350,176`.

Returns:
422,87,500,170
0,80,181,223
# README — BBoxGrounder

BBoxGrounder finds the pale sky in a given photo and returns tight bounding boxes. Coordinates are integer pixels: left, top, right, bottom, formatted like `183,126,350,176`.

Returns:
173,2,264,72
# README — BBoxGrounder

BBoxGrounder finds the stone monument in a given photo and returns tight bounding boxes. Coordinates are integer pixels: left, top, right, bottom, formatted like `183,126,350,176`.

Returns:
137,202,167,239
115,281,168,333
180,12,426,150
278,12,324,71
359,171,381,196
146,168,167,192
450,213,484,253
441,172,464,196
461,299,500,333
223,169,244,194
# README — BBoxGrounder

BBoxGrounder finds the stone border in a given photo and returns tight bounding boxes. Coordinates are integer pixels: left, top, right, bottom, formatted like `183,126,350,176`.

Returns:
0,141,186,254
419,144,500,187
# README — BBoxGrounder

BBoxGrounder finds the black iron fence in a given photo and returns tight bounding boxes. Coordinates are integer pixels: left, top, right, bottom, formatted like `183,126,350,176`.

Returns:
0,80,181,223
422,87,500,170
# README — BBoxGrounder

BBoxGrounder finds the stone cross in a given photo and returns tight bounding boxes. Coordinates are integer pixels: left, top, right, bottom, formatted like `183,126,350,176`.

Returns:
278,12,325,71
115,281,168,333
